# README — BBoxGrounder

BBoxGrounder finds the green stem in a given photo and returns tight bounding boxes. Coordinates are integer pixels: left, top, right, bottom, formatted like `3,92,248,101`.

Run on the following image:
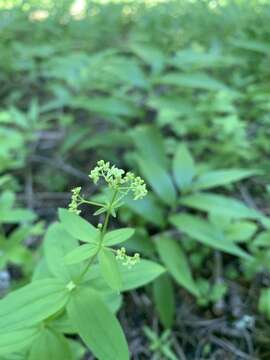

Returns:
75,189,118,284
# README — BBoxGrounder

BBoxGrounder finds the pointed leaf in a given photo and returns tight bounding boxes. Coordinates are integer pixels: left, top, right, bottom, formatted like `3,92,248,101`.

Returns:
65,243,98,265
173,144,196,191
103,228,135,246
29,328,72,360
99,248,122,291
44,222,82,281
58,208,99,243
137,156,176,206
170,214,251,258
0,279,69,330
155,236,199,296
153,274,175,328
180,192,260,219
67,287,129,360
0,327,39,355
193,169,257,191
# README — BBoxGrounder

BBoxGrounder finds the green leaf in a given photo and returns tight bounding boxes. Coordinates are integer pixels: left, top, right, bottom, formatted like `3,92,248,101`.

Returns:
0,327,38,355
83,259,165,291
65,243,98,265
103,228,135,246
44,222,82,281
226,221,257,242
125,194,165,227
99,248,122,291
0,279,69,330
173,144,196,191
193,169,257,191
137,156,176,206
170,214,251,258
132,125,167,168
180,192,260,219
118,259,165,291
67,287,129,360
155,236,199,296
58,208,99,243
157,72,227,91
28,328,72,360
153,274,175,329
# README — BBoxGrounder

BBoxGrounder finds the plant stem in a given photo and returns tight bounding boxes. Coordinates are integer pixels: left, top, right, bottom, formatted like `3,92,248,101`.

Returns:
75,189,118,284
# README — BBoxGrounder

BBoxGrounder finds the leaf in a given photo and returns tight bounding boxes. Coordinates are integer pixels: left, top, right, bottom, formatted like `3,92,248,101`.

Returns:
170,214,251,258
44,222,82,281
67,287,129,360
0,279,69,330
132,125,167,168
155,236,199,296
173,144,196,191
118,259,165,291
179,192,260,219
157,72,227,91
58,208,99,243
125,194,165,227
28,328,72,360
226,221,257,242
259,289,270,320
103,228,135,246
83,259,165,291
0,327,39,355
98,248,122,291
65,243,98,265
0,209,36,223
153,274,175,328
137,156,176,206
193,169,257,191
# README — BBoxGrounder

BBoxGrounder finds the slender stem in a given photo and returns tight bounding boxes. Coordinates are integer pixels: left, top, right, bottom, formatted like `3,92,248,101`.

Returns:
75,189,118,284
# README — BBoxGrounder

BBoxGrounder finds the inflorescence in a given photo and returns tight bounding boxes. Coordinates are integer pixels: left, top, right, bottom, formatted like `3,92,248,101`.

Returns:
116,247,140,268
89,160,147,200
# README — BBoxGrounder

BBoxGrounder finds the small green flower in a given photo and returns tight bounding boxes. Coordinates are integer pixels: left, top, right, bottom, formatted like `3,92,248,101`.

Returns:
116,247,140,268
89,160,147,200
68,186,82,214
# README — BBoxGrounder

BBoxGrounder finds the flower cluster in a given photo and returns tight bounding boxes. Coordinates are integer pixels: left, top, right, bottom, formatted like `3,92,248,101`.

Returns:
89,160,147,200
68,186,82,215
116,247,140,268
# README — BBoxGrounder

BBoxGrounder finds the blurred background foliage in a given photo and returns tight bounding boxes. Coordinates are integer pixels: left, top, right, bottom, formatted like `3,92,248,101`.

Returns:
1,0,270,358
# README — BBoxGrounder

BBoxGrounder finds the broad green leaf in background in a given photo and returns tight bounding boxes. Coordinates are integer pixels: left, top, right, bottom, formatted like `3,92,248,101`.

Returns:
226,221,257,242
99,248,122,291
170,214,251,258
155,236,199,296
157,72,227,91
192,169,258,191
44,222,82,281
125,194,165,227
67,287,129,360
130,43,165,73
132,125,167,168
179,192,260,219
173,144,196,191
0,327,38,356
58,208,99,243
0,279,69,330
28,328,72,360
153,273,175,329
137,156,176,206
258,288,270,320
103,228,135,246
65,243,98,265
